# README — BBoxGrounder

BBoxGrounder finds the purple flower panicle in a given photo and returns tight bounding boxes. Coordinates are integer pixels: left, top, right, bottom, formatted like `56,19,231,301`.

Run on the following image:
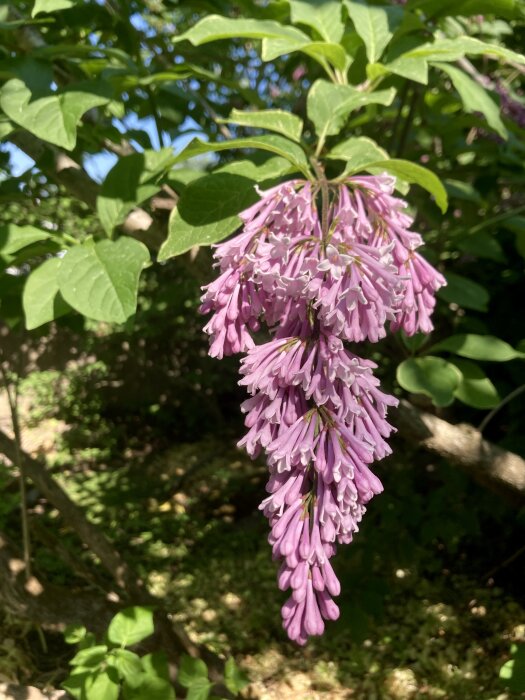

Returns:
200,174,444,643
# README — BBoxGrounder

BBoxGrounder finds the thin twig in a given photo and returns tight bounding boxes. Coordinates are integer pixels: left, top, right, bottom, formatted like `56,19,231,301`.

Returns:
0,364,31,581
190,89,233,140
469,203,525,234
390,80,410,152
310,158,329,238
478,383,525,434
483,542,525,581
396,86,420,158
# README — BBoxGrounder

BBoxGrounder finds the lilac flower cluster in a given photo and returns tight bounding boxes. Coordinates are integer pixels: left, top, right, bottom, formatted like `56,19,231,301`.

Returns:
200,174,444,644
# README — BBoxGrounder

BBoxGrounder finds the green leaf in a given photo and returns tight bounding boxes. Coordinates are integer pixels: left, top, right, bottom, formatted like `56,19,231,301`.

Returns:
217,156,295,181
64,624,87,645
224,658,250,695
168,168,206,190
364,159,448,213
176,15,307,44
444,179,483,204
411,0,520,19
219,108,303,142
344,1,404,63
435,63,507,139
159,172,259,260
307,79,396,140
173,135,310,177
456,0,519,16
396,356,461,407
456,232,506,263
32,0,76,16
85,669,120,700
429,334,525,361
0,118,13,140
70,645,108,668
107,607,155,647
382,55,429,84
178,655,208,687
0,79,111,150
401,36,525,66
262,37,348,70
326,136,389,174
110,649,143,682
97,149,174,235
187,679,212,700
58,238,150,324
0,224,51,256
122,653,175,700
449,359,500,409
289,0,345,42
176,13,348,70
22,258,71,330
500,644,525,692
62,671,91,700
438,272,490,312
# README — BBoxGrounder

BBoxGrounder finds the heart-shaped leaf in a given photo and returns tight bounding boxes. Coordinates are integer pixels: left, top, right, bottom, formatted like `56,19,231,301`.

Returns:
0,79,111,150
58,238,150,323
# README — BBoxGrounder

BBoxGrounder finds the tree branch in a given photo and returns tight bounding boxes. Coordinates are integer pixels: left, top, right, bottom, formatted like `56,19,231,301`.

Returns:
396,400,525,502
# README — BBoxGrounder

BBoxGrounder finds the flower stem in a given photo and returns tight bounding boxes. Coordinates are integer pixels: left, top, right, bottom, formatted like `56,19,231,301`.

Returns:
310,158,330,240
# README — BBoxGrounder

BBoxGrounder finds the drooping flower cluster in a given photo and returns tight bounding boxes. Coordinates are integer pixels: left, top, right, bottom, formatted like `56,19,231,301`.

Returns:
200,174,445,644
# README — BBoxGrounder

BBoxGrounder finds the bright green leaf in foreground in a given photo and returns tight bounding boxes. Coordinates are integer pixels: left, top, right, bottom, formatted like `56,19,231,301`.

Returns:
261,37,348,70
365,159,448,212
224,657,250,694
173,135,310,177
396,356,461,407
327,136,389,175
122,652,175,700
178,655,208,688
22,258,71,330
429,334,525,361
449,359,500,409
217,156,295,181
159,172,259,260
32,0,76,16
402,36,525,66
0,224,51,256
175,15,307,44
344,1,404,63
70,645,109,668
0,79,111,150
289,0,345,43
84,669,120,700
307,79,396,140
107,607,155,647
219,108,303,142
435,63,508,139
500,644,525,693
110,648,143,683
64,624,87,645
58,238,150,324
